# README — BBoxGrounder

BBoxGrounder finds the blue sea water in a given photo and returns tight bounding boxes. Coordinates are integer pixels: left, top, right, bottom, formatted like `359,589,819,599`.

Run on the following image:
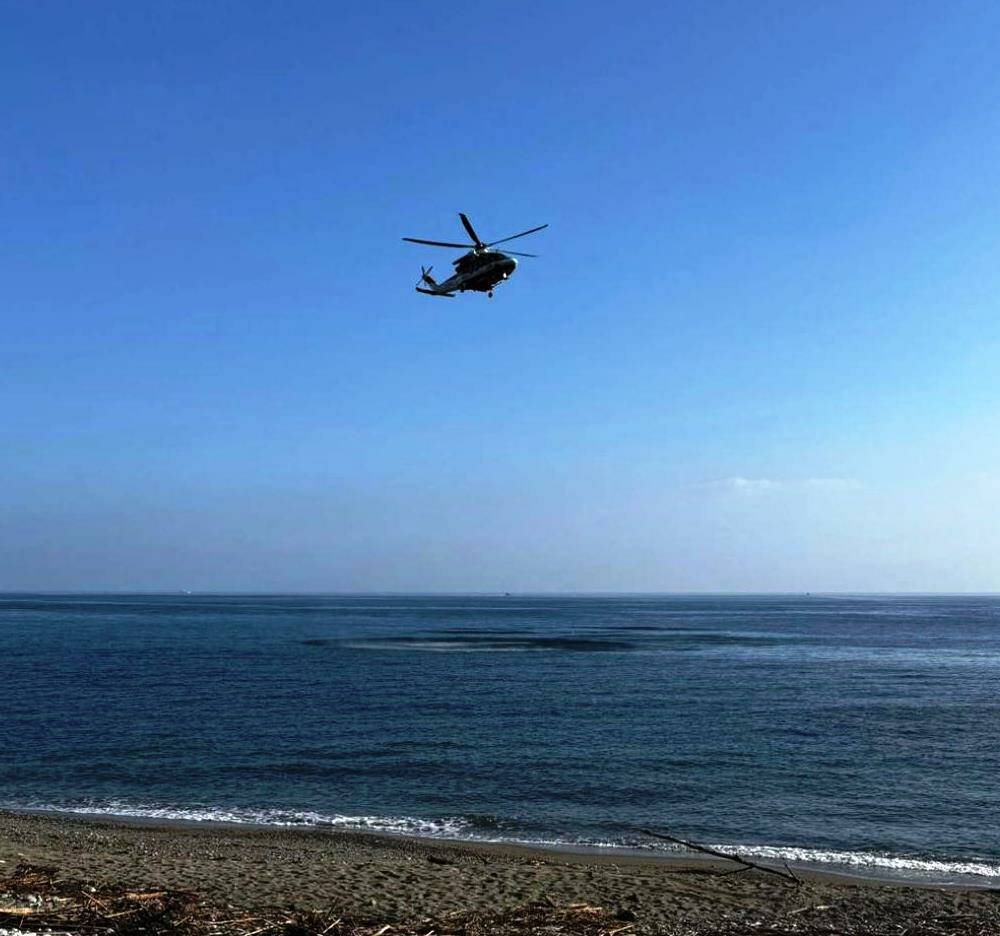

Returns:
2,593,1000,884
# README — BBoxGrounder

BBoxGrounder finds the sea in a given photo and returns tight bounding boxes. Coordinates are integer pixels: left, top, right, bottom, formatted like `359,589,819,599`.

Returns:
2,593,999,885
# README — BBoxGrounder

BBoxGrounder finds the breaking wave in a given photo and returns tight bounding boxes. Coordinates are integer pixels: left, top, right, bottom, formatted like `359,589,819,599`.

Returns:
4,799,478,838
705,843,1000,881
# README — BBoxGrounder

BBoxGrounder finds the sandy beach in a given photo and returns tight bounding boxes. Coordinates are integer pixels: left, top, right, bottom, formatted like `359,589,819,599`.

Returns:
1,811,998,934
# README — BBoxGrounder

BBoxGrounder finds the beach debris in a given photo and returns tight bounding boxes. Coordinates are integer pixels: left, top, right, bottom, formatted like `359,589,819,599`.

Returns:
0,862,627,936
424,855,453,866
640,829,802,885
789,904,831,915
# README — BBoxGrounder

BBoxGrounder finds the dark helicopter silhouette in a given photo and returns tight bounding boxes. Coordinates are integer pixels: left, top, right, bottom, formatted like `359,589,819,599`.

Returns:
403,213,547,298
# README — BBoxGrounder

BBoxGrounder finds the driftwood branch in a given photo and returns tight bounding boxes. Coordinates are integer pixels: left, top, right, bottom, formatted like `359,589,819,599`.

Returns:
640,829,801,885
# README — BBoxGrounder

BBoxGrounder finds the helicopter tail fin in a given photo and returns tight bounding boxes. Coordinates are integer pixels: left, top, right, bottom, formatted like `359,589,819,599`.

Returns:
418,265,438,288
414,266,455,296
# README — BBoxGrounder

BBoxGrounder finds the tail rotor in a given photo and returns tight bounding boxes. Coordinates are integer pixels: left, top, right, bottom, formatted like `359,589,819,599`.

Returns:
416,265,437,289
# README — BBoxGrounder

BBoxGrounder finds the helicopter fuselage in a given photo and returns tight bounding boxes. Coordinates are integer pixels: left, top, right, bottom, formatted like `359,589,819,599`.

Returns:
421,250,517,297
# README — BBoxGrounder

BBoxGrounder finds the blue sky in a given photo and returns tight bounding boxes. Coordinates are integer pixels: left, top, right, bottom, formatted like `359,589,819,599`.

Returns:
3,0,1000,591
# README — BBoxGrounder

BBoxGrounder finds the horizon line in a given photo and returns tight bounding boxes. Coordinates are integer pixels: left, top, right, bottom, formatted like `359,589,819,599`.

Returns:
3,590,1000,598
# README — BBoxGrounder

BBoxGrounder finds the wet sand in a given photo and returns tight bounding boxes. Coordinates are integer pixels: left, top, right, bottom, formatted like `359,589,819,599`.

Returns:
1,811,997,932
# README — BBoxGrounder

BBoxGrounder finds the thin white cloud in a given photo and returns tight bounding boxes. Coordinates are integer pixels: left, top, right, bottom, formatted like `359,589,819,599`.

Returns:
701,476,862,494
715,477,780,492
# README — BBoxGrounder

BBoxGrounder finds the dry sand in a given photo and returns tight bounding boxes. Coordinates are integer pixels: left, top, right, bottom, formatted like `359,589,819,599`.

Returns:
1,811,998,933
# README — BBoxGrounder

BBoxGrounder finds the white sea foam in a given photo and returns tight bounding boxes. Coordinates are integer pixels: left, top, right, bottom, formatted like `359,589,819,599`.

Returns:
5,800,472,838
702,843,1000,880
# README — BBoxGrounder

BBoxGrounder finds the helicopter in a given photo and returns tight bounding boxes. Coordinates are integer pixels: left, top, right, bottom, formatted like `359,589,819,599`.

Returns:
403,213,548,298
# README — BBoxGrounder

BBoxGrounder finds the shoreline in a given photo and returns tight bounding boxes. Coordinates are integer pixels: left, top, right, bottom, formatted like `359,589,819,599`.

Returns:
2,808,790,875
4,807,996,890
4,810,1000,935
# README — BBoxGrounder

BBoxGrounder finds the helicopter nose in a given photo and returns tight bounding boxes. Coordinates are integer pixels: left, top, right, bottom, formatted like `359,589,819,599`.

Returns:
505,257,517,274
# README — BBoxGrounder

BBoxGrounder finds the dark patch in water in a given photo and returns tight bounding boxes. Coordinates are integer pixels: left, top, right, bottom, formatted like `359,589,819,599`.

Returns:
301,638,333,646
354,635,636,652
339,631,802,653
618,624,696,632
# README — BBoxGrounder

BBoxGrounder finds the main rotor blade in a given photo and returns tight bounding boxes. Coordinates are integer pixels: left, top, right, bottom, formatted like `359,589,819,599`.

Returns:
459,213,484,247
403,237,472,248
486,223,549,247
502,250,539,258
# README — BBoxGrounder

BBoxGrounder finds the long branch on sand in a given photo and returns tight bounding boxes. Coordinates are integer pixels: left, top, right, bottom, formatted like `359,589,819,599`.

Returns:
640,829,801,885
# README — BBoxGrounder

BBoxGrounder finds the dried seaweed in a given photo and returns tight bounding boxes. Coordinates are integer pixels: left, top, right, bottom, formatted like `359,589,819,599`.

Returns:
2,862,999,936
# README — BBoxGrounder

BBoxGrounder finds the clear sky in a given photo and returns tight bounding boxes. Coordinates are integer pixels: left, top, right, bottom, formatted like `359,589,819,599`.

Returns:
4,0,1000,592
